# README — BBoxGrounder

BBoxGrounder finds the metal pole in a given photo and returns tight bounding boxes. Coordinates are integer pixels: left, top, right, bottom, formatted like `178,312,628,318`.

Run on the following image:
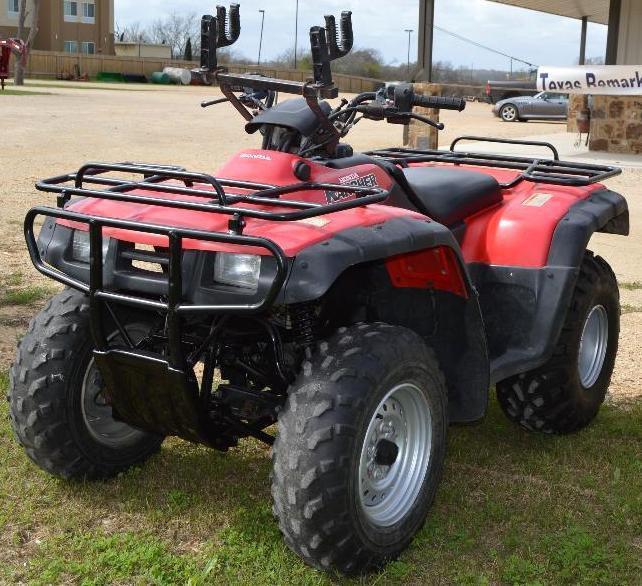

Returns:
294,0,299,69
416,0,435,82
605,0,621,65
405,29,414,79
579,16,588,65
257,9,265,66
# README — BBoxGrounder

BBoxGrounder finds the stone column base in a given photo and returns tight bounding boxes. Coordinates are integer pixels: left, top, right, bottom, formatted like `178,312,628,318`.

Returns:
567,94,589,134
589,96,642,154
403,83,442,150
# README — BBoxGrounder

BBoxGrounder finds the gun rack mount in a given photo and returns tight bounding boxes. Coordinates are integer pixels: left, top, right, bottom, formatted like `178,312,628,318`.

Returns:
199,4,353,100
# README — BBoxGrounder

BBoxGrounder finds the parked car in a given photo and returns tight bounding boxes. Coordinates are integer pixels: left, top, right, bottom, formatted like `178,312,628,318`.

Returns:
485,79,538,104
493,92,569,122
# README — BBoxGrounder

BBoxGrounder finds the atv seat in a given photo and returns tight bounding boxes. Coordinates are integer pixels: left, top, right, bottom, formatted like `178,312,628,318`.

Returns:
401,167,502,226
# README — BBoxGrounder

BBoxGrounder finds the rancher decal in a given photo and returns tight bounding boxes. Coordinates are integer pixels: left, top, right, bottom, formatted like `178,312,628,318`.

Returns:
325,173,378,203
538,66,642,95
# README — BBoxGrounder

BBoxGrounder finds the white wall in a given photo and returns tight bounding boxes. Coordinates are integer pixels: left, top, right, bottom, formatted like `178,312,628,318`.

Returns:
617,0,642,64
0,0,35,28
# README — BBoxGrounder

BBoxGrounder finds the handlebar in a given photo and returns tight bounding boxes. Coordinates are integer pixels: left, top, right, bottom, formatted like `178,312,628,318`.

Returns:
412,95,467,112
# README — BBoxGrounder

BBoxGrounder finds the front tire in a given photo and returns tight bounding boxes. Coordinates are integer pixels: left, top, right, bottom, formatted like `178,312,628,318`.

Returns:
271,323,448,574
8,289,164,479
497,252,619,434
500,103,519,122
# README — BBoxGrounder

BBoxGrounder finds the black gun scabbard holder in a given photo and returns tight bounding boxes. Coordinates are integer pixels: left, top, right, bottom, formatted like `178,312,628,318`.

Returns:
94,349,208,445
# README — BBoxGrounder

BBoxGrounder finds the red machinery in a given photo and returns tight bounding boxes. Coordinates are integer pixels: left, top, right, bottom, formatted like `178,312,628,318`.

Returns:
0,38,26,90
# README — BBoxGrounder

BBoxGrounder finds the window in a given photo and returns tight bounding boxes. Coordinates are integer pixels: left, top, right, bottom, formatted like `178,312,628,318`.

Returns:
64,1,78,20
63,40,78,53
8,0,19,14
81,41,95,55
82,2,95,22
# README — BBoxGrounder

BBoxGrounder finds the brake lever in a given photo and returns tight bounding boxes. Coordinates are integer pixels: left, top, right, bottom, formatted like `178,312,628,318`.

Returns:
404,112,445,130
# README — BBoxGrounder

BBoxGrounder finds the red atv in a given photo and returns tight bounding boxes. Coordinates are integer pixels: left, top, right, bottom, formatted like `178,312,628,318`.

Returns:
10,5,629,575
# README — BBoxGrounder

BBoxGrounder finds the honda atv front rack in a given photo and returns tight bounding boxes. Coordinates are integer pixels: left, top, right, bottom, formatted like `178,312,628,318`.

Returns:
36,161,390,234
29,161,390,365
368,140,621,188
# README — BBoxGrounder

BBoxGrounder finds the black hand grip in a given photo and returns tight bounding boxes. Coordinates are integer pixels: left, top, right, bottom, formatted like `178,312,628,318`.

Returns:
216,4,241,48
324,11,353,60
413,95,467,112
355,104,387,119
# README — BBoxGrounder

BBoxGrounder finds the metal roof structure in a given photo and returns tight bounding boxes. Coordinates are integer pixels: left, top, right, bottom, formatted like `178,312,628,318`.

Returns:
486,0,610,25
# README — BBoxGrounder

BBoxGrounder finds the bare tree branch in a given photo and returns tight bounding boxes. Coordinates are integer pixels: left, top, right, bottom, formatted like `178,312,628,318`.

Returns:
115,22,149,44
15,0,40,86
146,12,200,60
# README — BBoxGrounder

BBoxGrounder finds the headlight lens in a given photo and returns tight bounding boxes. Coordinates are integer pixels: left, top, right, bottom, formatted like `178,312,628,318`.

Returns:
214,253,261,291
70,229,110,264
71,230,91,263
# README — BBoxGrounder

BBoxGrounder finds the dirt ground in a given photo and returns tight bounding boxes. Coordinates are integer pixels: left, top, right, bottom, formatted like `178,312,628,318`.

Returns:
1,80,640,400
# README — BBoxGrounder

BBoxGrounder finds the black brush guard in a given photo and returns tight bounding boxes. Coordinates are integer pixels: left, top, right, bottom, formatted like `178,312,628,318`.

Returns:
26,161,389,445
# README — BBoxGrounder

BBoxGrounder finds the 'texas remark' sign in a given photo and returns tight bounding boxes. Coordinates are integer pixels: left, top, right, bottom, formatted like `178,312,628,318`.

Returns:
537,66,642,95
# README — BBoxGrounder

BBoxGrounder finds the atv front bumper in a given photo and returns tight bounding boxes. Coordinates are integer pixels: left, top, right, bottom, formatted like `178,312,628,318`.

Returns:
27,206,288,365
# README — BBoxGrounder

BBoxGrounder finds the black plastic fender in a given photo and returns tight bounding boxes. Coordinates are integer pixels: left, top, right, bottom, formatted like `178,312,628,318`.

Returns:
281,216,460,303
548,188,629,267
283,216,490,424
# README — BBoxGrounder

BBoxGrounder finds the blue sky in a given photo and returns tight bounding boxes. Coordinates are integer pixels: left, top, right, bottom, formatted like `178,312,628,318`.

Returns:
114,0,608,70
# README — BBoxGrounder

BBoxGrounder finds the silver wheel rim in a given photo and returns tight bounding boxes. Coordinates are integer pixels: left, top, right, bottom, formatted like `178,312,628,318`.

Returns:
358,383,432,527
502,105,517,121
578,305,609,388
80,326,147,449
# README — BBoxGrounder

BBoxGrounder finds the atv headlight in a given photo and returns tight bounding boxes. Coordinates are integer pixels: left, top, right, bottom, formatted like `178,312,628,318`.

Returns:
70,229,110,264
71,230,91,263
214,253,261,291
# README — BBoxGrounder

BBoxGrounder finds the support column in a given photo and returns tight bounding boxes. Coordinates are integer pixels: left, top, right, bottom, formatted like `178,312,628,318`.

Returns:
605,0,621,65
579,16,588,65
416,0,435,82
404,83,442,149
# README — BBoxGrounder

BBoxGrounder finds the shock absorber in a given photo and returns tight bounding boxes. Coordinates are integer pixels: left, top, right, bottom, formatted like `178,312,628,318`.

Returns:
289,302,318,348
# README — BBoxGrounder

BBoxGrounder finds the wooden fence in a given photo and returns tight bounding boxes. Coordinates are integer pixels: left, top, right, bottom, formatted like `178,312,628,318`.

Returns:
17,50,384,93
8,50,487,98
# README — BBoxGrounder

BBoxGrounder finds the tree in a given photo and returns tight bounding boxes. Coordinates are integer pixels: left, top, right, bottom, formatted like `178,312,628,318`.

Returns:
148,12,199,60
14,0,41,86
114,22,149,44
184,37,193,62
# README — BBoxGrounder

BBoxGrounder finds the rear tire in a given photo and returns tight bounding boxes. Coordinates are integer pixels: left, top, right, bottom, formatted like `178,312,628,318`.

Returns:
8,289,164,479
497,252,619,434
271,323,448,574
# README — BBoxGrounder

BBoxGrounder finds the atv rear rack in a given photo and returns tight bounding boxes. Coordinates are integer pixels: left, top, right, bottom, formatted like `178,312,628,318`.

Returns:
368,137,622,188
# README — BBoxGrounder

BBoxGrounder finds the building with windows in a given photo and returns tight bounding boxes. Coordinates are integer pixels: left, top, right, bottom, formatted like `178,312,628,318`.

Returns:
0,0,114,55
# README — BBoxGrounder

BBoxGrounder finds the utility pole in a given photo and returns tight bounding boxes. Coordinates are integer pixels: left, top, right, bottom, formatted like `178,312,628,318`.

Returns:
405,29,414,78
257,9,265,66
294,0,299,69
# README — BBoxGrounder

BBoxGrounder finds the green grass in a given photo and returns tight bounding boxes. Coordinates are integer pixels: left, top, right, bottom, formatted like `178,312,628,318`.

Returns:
0,272,57,308
621,282,642,291
0,88,51,96
622,304,642,315
1,370,640,585
0,285,55,308
23,81,154,92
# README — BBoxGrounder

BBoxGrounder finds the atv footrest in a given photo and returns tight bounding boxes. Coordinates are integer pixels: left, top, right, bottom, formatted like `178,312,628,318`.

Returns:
93,349,207,444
